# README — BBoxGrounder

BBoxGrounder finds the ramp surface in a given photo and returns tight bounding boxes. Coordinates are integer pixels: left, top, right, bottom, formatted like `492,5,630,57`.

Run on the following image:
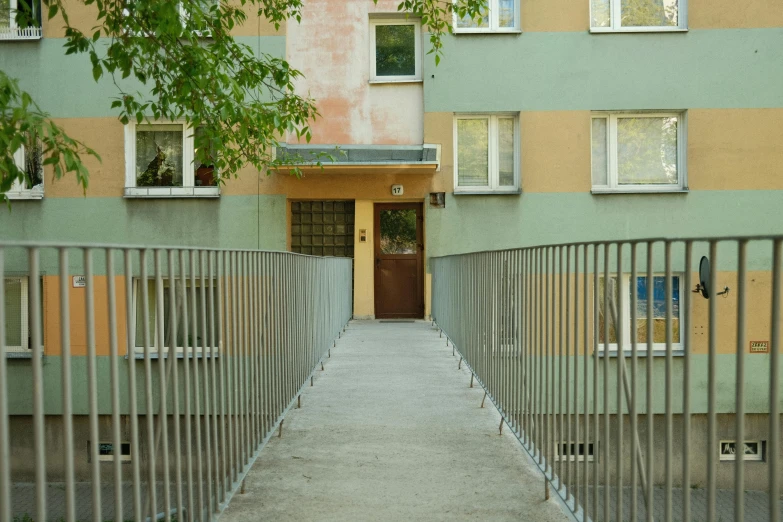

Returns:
220,320,571,522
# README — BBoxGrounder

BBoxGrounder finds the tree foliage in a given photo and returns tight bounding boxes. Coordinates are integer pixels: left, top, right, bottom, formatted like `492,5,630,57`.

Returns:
1,0,487,200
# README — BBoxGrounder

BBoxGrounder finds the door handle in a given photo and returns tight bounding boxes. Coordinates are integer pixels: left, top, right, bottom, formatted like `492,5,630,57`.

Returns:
375,257,380,268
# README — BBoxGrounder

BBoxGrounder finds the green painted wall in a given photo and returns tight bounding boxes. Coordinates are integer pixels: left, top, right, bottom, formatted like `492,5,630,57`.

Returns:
424,29,783,111
0,36,286,118
425,191,783,270
0,195,287,273
7,353,777,415
6,354,294,415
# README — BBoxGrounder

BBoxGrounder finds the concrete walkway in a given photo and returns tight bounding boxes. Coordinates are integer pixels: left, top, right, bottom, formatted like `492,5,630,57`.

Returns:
220,320,572,522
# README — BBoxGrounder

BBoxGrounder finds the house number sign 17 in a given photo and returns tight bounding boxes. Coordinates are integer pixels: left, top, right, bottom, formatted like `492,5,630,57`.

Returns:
391,184,404,196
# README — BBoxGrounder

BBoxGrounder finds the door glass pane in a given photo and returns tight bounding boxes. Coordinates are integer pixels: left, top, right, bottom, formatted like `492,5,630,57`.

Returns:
498,118,515,187
591,0,610,27
4,278,22,347
375,24,416,77
635,276,680,344
136,125,183,187
617,116,678,185
591,118,608,186
457,118,489,187
380,209,417,255
622,0,678,27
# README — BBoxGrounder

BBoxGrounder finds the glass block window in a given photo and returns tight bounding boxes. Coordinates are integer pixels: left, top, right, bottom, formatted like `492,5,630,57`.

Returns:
291,201,355,257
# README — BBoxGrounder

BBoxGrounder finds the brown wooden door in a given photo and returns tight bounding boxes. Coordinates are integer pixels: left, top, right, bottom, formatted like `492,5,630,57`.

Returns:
374,203,424,319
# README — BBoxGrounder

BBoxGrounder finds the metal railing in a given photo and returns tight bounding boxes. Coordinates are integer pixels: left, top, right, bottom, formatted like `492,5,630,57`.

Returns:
432,236,782,522
0,242,352,522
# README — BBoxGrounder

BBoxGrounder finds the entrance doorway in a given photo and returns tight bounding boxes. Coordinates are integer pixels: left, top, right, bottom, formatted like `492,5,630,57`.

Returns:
374,203,424,319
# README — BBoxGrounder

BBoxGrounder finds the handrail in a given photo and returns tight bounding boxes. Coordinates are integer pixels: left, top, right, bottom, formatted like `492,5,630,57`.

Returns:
0,243,353,521
432,236,782,522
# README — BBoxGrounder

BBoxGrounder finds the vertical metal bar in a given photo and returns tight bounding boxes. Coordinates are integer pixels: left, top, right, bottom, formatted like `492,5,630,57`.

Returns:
153,250,171,522
544,247,550,472
166,250,183,521
707,240,718,522
558,246,565,491
565,245,572,501
592,244,600,520
602,244,610,522
734,240,747,522
84,249,102,522
665,241,673,522
209,251,220,510
125,250,142,522
583,245,590,521
28,248,47,522
106,250,124,522
189,250,204,519
60,247,77,522
630,243,639,521
229,251,239,481
0,251,9,522
616,242,624,522
769,239,781,522
682,241,692,522
646,241,655,522
179,249,194,520
572,245,580,513
218,250,228,504
139,250,157,522
199,250,214,517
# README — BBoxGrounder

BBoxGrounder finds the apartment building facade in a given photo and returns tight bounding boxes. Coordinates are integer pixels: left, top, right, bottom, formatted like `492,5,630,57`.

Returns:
1,0,782,490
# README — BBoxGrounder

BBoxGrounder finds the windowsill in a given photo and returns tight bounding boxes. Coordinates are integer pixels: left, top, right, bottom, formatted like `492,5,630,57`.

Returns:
454,189,521,196
3,191,44,200
369,79,423,85
128,350,220,360
597,349,685,358
5,351,38,359
453,29,522,35
591,188,688,195
124,187,220,198
590,27,688,34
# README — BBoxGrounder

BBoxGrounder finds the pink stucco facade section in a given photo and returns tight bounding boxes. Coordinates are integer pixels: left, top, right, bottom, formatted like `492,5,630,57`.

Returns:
286,0,424,146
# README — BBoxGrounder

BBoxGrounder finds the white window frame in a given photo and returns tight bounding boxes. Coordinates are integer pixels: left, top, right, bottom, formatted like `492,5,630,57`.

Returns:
452,0,520,33
369,18,422,83
131,277,220,356
591,111,687,194
124,122,220,198
3,276,29,353
597,273,684,354
453,113,520,194
590,0,687,33
719,440,763,462
0,0,43,40
4,143,44,200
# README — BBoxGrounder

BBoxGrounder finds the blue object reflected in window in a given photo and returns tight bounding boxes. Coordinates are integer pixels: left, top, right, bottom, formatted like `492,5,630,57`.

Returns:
636,276,679,318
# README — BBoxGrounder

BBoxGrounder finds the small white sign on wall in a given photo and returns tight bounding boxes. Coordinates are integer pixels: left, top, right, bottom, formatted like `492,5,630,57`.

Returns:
72,276,86,288
391,184,404,196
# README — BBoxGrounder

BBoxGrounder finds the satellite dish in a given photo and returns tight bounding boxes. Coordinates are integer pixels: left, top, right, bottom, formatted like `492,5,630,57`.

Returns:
699,256,710,299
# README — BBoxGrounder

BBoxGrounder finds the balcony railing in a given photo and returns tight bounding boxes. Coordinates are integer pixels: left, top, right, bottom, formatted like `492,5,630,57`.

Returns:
0,242,353,521
432,236,782,522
